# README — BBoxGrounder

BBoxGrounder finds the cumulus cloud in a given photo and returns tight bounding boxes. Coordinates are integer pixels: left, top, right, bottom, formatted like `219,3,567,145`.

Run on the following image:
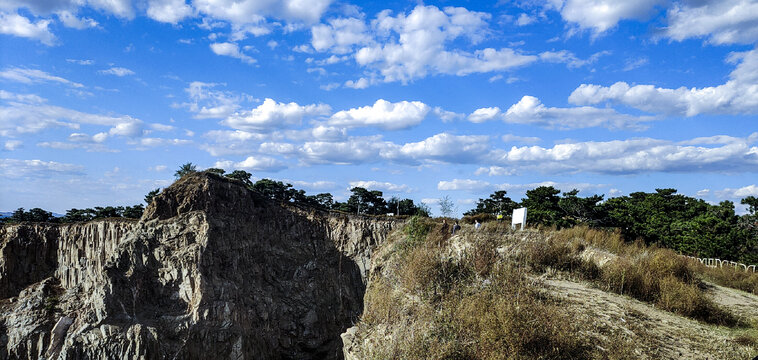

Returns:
467,107,501,123
391,133,490,164
222,98,331,131
328,99,430,130
0,67,83,87
0,11,55,44
664,0,758,45
214,155,287,172
490,134,758,174
209,42,256,64
99,67,135,76
0,158,84,178
568,49,758,116
716,185,758,199
504,95,653,130
193,0,332,25
551,0,664,35
146,0,194,23
501,134,541,144
349,180,410,193
311,5,537,85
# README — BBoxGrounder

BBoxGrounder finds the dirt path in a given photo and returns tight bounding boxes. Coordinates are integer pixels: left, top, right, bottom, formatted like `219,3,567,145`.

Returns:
545,278,757,359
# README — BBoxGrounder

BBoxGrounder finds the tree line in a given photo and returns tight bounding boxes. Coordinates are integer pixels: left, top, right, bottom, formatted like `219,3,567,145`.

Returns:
464,186,758,264
4,162,756,264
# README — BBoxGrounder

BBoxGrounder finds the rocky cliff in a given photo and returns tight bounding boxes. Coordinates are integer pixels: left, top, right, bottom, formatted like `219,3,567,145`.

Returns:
0,173,398,359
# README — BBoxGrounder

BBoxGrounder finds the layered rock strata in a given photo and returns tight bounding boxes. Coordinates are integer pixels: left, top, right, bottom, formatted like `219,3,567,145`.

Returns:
0,173,397,359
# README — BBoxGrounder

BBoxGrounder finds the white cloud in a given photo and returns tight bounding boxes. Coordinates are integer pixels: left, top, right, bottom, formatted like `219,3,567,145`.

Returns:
87,0,134,19
146,0,194,23
504,95,653,130
467,106,501,123
135,137,192,147
312,5,537,85
56,10,97,29
223,98,331,131
311,16,371,53
0,67,83,87
3,140,22,150
177,81,253,119
716,185,758,199
501,134,541,144
538,50,610,68
491,134,758,174
569,49,758,116
0,158,84,178
344,77,370,89
696,189,711,197
516,13,536,26
553,0,664,35
193,0,332,25
99,67,135,76
438,179,491,191
328,99,430,130
210,42,256,64
348,180,410,193
214,155,286,172
392,133,489,164
66,58,94,65
0,97,144,137
299,136,393,165
432,107,465,122
664,0,758,45
474,166,516,176
149,165,168,172
0,11,55,45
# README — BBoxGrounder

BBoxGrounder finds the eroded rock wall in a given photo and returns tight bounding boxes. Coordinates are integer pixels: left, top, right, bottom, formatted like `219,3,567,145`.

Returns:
0,173,398,360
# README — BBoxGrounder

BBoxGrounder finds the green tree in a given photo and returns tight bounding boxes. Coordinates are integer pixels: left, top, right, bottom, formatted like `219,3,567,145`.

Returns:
205,167,225,175
347,187,387,215
464,190,518,216
558,189,605,226
123,204,144,219
174,162,197,179
145,189,160,205
521,186,563,227
226,170,253,187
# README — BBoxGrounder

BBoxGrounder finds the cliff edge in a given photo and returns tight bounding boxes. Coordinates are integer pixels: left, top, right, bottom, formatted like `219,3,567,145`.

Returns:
0,172,397,359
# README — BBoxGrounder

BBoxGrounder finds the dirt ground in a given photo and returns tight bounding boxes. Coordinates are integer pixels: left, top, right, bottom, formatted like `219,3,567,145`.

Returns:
546,278,758,359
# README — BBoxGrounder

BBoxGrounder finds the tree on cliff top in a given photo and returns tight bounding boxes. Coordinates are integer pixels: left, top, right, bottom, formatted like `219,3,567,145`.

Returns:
175,162,197,179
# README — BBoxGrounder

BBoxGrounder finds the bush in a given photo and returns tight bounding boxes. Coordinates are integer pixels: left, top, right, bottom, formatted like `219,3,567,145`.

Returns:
599,250,738,326
702,266,758,295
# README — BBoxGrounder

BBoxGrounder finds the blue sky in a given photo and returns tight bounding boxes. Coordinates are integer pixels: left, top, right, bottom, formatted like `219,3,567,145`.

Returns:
2,0,758,215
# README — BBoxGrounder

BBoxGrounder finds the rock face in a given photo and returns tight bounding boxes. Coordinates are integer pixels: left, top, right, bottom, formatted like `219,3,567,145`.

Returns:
0,173,398,359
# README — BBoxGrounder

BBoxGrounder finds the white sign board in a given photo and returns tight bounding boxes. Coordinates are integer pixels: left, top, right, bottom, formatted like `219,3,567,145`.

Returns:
512,207,527,230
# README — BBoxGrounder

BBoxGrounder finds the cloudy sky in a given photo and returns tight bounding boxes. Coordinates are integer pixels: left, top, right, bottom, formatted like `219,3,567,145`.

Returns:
2,0,758,215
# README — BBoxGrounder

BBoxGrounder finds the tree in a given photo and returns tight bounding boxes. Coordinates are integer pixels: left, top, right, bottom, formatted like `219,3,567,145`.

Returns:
226,170,253,187
252,179,295,201
205,167,225,175
347,187,387,215
145,189,160,205
438,195,455,218
123,204,144,219
558,189,605,226
174,162,197,179
310,193,334,209
742,196,758,215
464,190,518,216
521,186,562,227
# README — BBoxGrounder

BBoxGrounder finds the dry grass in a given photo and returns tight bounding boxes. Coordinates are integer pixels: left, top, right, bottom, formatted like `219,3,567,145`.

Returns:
354,223,755,359
700,265,758,295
